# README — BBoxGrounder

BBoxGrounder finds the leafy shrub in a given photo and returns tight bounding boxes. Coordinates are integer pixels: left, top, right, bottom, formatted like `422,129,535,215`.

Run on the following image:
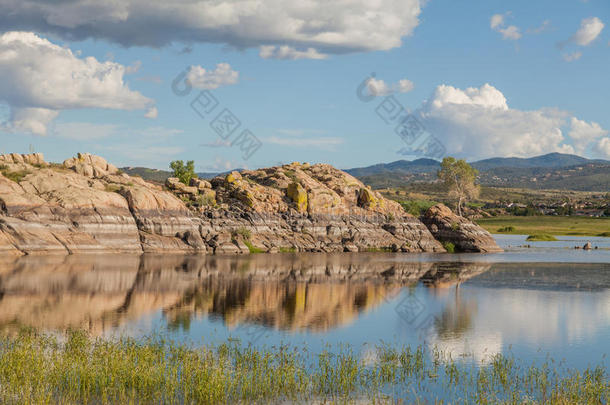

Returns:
442,241,456,253
399,200,438,217
170,160,197,185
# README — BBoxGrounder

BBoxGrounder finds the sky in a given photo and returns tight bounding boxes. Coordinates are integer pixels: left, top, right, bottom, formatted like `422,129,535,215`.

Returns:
0,0,609,172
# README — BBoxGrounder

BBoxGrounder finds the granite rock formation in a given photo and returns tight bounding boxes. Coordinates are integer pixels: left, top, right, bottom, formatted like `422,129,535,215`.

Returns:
0,153,497,255
420,204,503,252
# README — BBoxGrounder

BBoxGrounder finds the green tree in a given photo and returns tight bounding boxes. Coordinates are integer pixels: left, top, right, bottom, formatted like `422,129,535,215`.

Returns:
438,157,479,216
170,160,197,185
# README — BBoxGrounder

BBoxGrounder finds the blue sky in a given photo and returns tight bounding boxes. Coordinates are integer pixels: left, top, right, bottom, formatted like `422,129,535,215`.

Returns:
0,0,608,171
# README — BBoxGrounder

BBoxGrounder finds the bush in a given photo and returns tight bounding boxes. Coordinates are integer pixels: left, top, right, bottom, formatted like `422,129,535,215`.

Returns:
170,160,197,185
526,233,558,241
399,200,438,217
442,241,456,253
497,226,516,233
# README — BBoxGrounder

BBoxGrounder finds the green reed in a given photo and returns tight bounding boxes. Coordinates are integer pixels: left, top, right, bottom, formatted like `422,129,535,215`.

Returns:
0,330,607,404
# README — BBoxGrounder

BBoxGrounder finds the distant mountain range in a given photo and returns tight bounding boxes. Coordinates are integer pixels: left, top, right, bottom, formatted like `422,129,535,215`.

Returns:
344,153,610,192
120,167,229,183
122,153,610,191
345,153,610,176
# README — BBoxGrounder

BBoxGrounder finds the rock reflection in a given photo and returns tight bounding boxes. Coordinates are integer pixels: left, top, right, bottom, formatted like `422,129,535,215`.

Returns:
0,253,489,335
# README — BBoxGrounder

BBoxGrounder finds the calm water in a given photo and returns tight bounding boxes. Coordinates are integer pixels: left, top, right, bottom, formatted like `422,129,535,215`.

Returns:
1,234,608,370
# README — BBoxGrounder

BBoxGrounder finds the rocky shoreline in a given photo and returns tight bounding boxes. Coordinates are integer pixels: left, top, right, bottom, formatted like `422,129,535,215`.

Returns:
0,153,501,256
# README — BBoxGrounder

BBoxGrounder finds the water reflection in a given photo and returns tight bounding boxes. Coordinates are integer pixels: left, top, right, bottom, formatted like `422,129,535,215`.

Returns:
0,254,608,368
0,253,485,335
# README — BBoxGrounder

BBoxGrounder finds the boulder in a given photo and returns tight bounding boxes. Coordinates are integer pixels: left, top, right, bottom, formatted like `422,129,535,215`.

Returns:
190,178,212,190
63,153,118,178
286,182,308,213
420,204,503,253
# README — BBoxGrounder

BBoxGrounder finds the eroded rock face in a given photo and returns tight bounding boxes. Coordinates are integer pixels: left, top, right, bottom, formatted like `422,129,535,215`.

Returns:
0,153,200,254
420,204,503,253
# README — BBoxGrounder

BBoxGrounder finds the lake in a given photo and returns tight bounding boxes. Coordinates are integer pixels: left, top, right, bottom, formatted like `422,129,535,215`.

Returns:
1,234,608,372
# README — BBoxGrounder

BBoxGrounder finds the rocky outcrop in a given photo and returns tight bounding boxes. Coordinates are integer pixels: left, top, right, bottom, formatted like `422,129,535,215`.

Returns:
0,153,200,255
420,204,503,253
0,152,498,255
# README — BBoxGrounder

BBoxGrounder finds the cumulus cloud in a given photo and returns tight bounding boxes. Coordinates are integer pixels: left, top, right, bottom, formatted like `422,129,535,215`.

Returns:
413,83,608,160
568,17,604,46
568,117,608,154
259,45,327,60
0,31,153,135
597,137,610,158
186,63,238,90
490,13,522,40
0,0,423,55
366,77,415,96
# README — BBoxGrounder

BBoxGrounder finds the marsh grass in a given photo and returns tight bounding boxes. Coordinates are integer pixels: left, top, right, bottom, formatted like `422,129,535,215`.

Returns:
526,233,558,241
0,330,607,404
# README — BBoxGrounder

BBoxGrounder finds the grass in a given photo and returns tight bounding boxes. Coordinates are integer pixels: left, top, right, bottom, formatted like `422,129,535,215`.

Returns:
364,247,394,252
526,233,559,242
279,247,297,253
0,165,31,183
104,184,123,193
243,239,265,254
476,216,610,237
0,330,607,404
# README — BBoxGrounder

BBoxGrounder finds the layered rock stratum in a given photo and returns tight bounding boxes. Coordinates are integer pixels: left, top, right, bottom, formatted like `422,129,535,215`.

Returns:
0,153,500,255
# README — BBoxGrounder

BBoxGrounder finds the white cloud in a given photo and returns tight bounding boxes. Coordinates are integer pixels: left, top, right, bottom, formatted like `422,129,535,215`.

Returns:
366,77,415,96
125,60,142,74
54,122,118,140
144,107,158,119
528,20,551,34
569,117,608,154
0,31,153,135
199,139,231,148
596,137,610,158
265,136,344,149
490,14,504,30
0,0,423,56
259,45,327,60
186,63,238,90
414,83,607,160
562,51,582,62
569,17,604,46
490,13,521,40
54,122,183,140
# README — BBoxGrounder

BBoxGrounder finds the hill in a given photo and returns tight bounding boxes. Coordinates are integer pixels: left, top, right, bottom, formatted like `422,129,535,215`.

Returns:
346,153,610,191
